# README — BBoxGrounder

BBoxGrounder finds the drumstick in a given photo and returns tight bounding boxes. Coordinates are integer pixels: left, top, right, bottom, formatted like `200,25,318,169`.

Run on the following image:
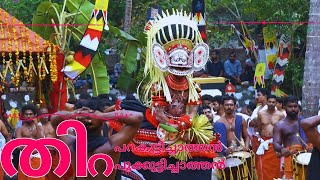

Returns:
296,133,309,148
233,132,246,149
220,141,228,149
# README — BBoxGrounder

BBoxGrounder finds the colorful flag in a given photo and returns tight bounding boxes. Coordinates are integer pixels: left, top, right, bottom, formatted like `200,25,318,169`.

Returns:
254,63,266,89
192,0,207,42
63,0,109,79
263,27,278,70
144,5,162,32
271,34,291,97
231,24,255,55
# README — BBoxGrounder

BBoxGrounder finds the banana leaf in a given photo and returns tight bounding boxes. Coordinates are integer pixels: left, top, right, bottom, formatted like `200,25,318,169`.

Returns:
122,41,138,73
116,70,137,92
66,0,94,43
90,54,110,96
32,1,61,40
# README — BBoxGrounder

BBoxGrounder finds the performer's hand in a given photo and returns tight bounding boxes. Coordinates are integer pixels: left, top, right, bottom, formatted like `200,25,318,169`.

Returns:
276,152,282,158
306,146,313,152
281,148,291,157
73,107,95,123
77,107,95,114
243,146,250,152
249,120,258,128
290,148,299,155
225,147,234,155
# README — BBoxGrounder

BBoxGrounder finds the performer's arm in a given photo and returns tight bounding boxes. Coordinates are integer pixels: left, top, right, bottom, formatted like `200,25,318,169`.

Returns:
154,106,170,123
15,127,24,150
256,112,262,135
301,115,320,150
273,123,291,157
50,110,78,147
50,111,77,130
273,123,283,153
99,110,144,149
0,120,10,143
242,118,250,151
188,105,199,119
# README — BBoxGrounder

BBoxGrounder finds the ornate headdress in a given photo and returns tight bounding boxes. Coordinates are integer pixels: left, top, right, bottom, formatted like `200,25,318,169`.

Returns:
141,9,209,105
145,9,209,76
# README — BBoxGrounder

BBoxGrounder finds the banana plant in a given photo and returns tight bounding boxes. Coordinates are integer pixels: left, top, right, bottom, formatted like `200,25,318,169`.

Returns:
32,0,147,95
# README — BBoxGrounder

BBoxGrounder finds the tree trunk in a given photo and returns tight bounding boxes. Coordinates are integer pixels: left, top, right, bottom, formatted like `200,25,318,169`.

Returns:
123,0,132,33
302,0,320,117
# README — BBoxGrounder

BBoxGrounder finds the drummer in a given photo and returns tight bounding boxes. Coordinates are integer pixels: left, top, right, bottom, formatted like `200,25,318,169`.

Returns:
256,95,284,180
214,96,250,155
301,114,320,179
273,96,310,180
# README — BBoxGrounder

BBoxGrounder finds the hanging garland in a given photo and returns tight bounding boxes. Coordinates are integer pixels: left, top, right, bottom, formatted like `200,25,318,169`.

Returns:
0,8,56,92
49,44,58,83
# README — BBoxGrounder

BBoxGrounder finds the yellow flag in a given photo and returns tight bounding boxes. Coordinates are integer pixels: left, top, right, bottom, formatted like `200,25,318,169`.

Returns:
254,63,266,89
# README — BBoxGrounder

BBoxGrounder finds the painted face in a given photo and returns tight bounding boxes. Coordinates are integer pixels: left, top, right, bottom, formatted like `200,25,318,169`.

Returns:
223,100,235,115
285,102,299,119
152,43,209,76
267,98,277,110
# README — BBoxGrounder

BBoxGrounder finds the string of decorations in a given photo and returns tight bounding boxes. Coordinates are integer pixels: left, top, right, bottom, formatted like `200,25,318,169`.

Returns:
0,9,58,91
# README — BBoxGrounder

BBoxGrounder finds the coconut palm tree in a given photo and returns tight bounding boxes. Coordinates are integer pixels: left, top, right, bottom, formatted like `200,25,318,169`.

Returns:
124,0,132,32
302,0,320,117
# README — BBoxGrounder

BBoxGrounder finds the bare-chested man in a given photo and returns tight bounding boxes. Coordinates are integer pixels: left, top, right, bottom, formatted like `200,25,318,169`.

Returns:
248,88,270,169
37,107,55,138
256,95,284,180
214,96,250,155
36,107,73,180
15,104,45,180
301,114,320,179
50,98,143,180
0,118,11,179
273,96,310,180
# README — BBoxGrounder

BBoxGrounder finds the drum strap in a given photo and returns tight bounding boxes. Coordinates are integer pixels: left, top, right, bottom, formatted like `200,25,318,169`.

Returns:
298,117,307,148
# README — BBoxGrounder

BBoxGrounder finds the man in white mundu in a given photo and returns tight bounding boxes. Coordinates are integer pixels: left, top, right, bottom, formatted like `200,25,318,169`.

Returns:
248,88,270,155
256,95,284,180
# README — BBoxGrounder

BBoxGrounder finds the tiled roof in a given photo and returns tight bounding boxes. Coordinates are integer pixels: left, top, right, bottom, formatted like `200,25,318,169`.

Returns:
0,7,50,53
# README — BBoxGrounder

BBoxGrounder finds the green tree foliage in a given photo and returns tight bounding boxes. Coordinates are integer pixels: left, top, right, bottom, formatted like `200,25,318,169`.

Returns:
2,0,310,96
0,0,42,24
